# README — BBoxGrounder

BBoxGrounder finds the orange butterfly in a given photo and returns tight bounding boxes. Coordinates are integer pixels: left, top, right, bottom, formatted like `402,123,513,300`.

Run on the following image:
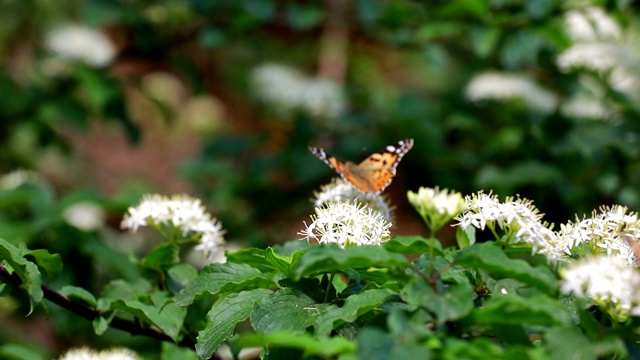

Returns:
309,139,414,195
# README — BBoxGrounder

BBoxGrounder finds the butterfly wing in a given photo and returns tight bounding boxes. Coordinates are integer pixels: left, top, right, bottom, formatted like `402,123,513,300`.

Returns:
310,139,414,195
354,139,414,194
309,146,373,193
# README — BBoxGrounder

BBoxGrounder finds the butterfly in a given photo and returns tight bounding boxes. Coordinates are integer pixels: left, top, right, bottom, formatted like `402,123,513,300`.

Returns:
309,139,414,195
624,234,640,265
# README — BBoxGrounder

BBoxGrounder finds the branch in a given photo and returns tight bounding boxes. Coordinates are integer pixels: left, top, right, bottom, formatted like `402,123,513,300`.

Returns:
0,264,222,358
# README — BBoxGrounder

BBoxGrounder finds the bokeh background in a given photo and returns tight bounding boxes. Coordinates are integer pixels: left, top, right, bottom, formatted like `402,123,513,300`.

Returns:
1,0,640,358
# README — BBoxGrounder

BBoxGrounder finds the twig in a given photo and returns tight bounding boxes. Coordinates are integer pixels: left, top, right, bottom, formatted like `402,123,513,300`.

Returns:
0,264,222,358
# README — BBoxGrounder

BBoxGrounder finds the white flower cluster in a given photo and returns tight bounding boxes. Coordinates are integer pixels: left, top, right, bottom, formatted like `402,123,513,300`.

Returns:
554,205,640,265
561,255,640,321
251,63,345,118
300,201,392,247
121,194,225,260
464,72,557,114
408,186,466,233
59,347,140,360
45,24,116,67
557,7,640,96
0,169,41,190
63,202,106,231
456,192,561,259
564,7,620,42
313,178,392,222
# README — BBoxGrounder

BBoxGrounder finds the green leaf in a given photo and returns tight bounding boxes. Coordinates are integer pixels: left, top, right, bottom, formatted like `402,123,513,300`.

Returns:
252,288,329,334
162,342,198,360
403,279,474,325
264,247,302,278
92,314,113,335
24,249,62,282
545,327,626,360
166,263,198,294
455,225,475,249
286,3,323,30
99,278,152,306
59,285,97,307
226,248,275,272
238,331,356,358
0,343,45,360
173,263,275,306
315,288,397,337
455,242,558,295
358,327,431,360
111,291,186,341
469,26,501,58
196,288,272,360
474,294,572,326
293,244,407,281
0,238,42,314
383,236,443,255
140,243,179,270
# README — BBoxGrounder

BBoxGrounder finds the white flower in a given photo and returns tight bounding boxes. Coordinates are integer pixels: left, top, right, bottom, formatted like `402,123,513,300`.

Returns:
313,178,392,222
299,201,392,247
561,255,640,321
251,63,345,118
298,78,345,118
252,63,305,114
456,192,562,260
407,186,466,233
557,43,635,73
121,194,225,260
564,7,620,42
560,94,609,119
0,169,41,190
464,72,557,114
63,202,106,231
59,347,141,360
45,24,116,67
554,205,640,265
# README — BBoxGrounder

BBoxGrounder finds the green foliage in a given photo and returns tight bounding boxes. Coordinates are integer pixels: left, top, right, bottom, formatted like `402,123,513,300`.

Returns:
1,227,637,359
2,0,640,358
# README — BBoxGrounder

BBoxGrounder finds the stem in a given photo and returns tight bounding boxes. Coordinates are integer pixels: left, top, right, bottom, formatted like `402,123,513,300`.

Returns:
324,273,336,303
0,265,219,357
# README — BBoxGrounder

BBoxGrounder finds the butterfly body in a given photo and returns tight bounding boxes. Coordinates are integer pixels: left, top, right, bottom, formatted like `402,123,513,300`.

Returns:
310,139,414,195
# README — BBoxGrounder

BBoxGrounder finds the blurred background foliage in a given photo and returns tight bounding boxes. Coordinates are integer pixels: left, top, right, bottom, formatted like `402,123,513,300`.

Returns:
1,0,640,358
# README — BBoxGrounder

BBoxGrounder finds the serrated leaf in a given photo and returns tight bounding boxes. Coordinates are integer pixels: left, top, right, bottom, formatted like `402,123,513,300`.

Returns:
383,236,443,255
403,278,474,325
455,242,558,295
238,331,356,358
264,247,302,278
174,263,275,306
111,291,186,341
293,244,407,281
474,295,572,326
60,285,97,307
140,243,179,270
0,238,42,314
196,288,272,360
24,249,62,281
315,288,397,337
252,288,329,334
